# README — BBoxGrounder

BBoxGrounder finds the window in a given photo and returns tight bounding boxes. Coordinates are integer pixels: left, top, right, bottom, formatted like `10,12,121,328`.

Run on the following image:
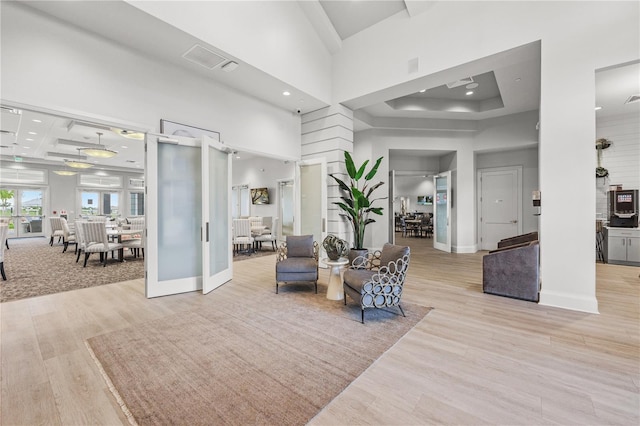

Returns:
79,174,122,188
129,191,144,216
80,190,121,217
232,184,250,218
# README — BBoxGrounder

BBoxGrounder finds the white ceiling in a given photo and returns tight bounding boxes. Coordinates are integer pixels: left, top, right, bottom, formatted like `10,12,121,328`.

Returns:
319,0,407,40
1,2,637,168
595,61,640,118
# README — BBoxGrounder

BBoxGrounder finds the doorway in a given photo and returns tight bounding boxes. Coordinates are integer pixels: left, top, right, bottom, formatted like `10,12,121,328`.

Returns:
0,187,46,238
477,166,522,250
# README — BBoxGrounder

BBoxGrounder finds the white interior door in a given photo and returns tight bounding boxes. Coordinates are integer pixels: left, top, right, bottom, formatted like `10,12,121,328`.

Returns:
296,159,327,249
201,136,233,294
146,133,231,298
433,171,452,252
478,167,521,250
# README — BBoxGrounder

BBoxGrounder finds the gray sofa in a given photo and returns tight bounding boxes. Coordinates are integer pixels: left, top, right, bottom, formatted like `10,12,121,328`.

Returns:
482,232,540,302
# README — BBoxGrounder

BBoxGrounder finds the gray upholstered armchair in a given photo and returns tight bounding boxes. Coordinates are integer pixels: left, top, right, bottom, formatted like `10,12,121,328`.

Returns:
343,243,411,324
275,235,319,294
482,232,540,302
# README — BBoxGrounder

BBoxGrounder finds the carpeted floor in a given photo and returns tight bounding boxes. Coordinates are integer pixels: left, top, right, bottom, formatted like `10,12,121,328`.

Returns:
1,237,144,303
87,285,431,426
1,237,275,303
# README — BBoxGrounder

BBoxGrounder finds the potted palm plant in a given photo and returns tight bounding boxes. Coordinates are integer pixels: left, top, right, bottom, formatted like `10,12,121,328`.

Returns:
329,151,385,263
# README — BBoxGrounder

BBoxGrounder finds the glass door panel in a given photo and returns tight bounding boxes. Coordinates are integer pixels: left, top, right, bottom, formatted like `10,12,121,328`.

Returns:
297,161,327,247
201,137,232,294
158,142,202,281
0,187,45,237
434,171,452,252
279,180,294,239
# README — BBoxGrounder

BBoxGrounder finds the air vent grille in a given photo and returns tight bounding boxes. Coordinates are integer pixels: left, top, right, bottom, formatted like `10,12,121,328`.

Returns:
182,44,226,70
446,77,474,89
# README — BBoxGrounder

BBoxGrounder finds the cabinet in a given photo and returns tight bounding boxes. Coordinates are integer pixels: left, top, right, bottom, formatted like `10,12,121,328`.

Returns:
604,227,640,266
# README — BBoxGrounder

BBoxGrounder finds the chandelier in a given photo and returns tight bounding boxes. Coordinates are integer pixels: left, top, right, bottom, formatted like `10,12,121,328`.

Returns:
80,132,117,158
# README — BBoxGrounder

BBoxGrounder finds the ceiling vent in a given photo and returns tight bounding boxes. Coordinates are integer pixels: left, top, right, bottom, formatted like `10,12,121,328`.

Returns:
446,77,474,89
182,44,227,70
624,94,640,104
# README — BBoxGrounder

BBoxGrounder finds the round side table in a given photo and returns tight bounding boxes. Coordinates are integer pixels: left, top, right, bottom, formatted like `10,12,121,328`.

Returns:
322,257,349,300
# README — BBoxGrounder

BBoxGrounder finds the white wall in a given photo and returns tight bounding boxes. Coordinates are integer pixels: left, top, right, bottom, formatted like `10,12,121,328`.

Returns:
232,157,295,219
339,1,639,313
1,2,301,160
128,0,333,105
595,112,640,219
395,176,434,215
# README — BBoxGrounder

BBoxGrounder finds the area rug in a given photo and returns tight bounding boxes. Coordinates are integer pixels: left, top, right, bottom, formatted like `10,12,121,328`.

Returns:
87,285,431,426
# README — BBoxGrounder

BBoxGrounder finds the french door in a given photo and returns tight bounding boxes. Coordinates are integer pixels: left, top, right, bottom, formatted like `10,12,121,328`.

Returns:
146,134,232,298
0,187,46,238
433,171,452,252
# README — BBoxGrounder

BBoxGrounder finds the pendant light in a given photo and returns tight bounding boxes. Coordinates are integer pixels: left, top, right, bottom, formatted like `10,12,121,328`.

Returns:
80,132,117,158
64,159,94,169
53,169,77,176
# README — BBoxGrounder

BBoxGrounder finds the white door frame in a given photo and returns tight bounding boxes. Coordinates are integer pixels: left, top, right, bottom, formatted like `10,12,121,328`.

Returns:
433,171,452,253
476,166,523,250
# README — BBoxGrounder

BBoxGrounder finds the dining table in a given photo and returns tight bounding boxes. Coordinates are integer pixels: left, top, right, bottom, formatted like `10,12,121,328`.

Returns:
107,227,142,261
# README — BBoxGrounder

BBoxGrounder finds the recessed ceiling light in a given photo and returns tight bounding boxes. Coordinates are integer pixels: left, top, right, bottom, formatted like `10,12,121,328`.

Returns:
121,146,128,149
282,91,291,96
595,106,603,111
466,83,479,89
465,91,474,96
28,131,37,135
32,119,42,123
25,138,34,141
515,78,522,82
419,89,426,93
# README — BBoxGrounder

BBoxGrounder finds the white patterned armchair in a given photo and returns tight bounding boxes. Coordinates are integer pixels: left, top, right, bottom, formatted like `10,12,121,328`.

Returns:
343,243,411,324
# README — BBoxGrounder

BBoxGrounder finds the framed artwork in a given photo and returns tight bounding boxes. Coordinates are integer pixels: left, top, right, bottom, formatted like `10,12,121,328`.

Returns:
251,187,269,204
417,195,433,205
160,119,220,141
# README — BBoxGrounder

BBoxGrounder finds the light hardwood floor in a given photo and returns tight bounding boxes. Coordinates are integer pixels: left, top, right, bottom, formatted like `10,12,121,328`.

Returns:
1,236,638,425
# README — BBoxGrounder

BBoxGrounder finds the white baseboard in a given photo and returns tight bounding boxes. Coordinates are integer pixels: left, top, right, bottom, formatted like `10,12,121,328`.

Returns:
539,289,599,314
452,244,478,254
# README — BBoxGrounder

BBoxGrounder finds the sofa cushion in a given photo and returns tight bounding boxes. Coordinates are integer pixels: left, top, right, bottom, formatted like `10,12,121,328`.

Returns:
343,269,377,293
276,257,317,273
286,235,314,257
379,243,410,268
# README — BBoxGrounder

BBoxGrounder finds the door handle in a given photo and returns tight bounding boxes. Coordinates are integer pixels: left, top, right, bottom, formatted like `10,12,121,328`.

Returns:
510,220,518,224
206,222,210,242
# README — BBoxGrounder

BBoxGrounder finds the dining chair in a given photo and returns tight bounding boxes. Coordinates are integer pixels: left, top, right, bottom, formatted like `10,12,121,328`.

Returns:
254,217,279,251
121,219,145,258
49,217,64,246
80,221,123,267
74,220,88,263
60,217,77,253
0,225,8,280
232,218,254,255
